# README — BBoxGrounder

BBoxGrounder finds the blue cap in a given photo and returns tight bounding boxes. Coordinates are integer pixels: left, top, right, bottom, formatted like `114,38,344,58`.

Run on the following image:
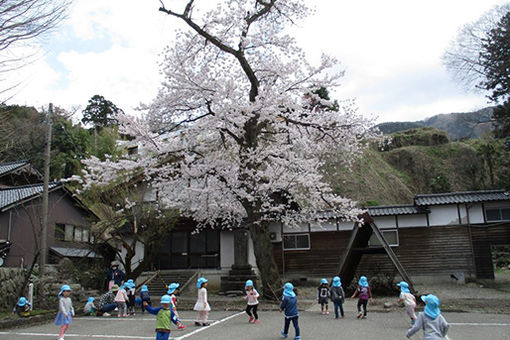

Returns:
421,294,441,319
141,285,149,292
332,276,342,287
358,276,368,288
283,282,296,297
320,278,328,285
167,283,180,294
87,297,95,304
17,297,28,307
160,295,172,304
58,284,71,297
397,281,410,293
245,280,254,288
197,277,208,289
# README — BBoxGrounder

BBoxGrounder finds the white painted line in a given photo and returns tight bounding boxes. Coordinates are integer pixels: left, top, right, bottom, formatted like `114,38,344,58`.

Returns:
74,317,217,322
450,322,510,326
174,311,244,340
0,331,158,339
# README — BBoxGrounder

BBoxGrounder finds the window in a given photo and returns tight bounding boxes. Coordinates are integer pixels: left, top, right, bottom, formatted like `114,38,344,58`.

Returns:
283,234,310,250
369,229,399,247
64,225,74,241
486,207,510,221
54,224,65,241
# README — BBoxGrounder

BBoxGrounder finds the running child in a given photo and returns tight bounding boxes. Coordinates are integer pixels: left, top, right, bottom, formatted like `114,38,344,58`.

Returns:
167,283,181,318
144,295,185,340
406,294,450,339
330,276,345,319
193,277,211,326
280,282,300,340
244,279,260,324
397,281,417,325
317,278,330,315
351,275,373,319
54,284,74,340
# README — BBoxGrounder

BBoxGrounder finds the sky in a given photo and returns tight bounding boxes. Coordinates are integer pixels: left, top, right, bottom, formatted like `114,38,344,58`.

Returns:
4,0,509,123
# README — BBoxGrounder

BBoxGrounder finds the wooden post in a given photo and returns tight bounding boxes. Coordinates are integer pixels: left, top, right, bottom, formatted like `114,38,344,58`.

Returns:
39,103,53,274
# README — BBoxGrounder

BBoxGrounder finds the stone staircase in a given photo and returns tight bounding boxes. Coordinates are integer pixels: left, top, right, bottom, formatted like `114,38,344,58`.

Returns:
220,264,257,295
140,270,198,298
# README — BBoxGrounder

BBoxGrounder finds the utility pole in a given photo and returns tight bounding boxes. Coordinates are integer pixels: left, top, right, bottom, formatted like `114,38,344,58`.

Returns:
39,103,53,275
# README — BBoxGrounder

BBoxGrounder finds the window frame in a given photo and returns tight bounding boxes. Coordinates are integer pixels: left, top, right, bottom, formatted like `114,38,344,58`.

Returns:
283,233,311,251
485,206,510,222
368,229,399,247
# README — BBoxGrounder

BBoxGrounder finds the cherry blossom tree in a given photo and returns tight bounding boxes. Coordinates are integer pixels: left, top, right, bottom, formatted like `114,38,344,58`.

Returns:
80,0,376,297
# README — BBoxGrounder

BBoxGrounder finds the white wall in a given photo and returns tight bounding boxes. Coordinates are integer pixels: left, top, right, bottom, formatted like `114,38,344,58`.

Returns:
338,221,355,231
268,221,282,242
118,237,145,270
310,219,337,232
397,214,428,228
372,216,396,229
467,203,485,224
282,222,309,233
428,205,459,226
220,231,234,269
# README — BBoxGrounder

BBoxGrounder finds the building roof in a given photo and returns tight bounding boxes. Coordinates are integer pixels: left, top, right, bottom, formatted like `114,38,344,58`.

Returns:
368,205,426,217
0,183,61,211
0,160,29,177
414,190,510,206
50,246,102,258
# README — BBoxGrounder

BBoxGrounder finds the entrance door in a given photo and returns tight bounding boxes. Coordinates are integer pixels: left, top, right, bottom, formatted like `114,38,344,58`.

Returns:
157,230,219,269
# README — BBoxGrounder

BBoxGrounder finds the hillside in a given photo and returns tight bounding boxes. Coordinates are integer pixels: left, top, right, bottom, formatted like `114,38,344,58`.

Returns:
327,127,510,206
376,107,494,140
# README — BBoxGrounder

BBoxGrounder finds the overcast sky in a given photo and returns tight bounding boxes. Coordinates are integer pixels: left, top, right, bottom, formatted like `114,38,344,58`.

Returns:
5,0,509,123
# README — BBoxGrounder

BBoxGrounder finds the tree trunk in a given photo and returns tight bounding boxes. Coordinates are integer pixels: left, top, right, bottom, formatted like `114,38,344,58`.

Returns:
249,221,281,300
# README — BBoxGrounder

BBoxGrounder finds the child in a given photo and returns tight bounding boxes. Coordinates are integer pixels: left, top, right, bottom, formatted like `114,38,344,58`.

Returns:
167,283,180,318
143,295,185,340
279,282,300,340
12,297,31,317
244,279,260,324
83,297,97,316
330,276,345,319
407,294,450,339
126,279,136,315
54,284,74,340
397,281,417,325
317,278,330,315
140,285,151,314
193,277,211,326
115,283,129,317
351,275,373,319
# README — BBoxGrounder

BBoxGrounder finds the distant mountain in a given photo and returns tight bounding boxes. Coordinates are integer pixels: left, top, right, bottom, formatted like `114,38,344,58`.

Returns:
376,107,494,140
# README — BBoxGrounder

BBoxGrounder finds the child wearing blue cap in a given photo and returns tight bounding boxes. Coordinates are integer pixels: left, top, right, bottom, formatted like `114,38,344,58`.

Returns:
243,279,260,324
126,279,136,315
351,275,373,319
55,284,74,340
396,281,417,325
140,285,151,314
114,283,129,317
317,278,330,315
279,282,300,340
406,294,450,339
12,297,31,317
83,297,97,316
143,295,185,340
167,282,181,319
330,276,345,319
193,277,211,326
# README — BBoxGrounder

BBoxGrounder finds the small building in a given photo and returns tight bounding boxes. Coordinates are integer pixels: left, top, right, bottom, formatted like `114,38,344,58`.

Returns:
0,160,100,268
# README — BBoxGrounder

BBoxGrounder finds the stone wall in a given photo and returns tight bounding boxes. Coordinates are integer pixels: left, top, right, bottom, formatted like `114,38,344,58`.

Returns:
0,268,24,312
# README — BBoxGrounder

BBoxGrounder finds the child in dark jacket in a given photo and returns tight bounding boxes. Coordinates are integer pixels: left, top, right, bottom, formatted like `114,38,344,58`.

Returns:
143,295,186,340
140,285,151,314
280,282,300,340
351,275,373,319
330,276,345,319
317,278,330,315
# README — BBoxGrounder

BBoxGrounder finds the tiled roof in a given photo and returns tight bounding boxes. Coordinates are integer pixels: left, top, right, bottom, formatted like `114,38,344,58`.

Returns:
50,246,102,258
0,183,61,211
368,205,425,217
414,190,510,206
0,160,29,177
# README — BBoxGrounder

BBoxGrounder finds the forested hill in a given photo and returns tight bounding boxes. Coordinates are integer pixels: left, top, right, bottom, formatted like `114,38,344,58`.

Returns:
326,126,510,206
376,107,494,140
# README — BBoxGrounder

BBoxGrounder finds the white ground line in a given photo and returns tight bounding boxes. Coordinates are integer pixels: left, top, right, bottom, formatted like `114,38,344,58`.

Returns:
0,331,155,339
174,311,245,340
450,322,510,326
74,317,218,322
